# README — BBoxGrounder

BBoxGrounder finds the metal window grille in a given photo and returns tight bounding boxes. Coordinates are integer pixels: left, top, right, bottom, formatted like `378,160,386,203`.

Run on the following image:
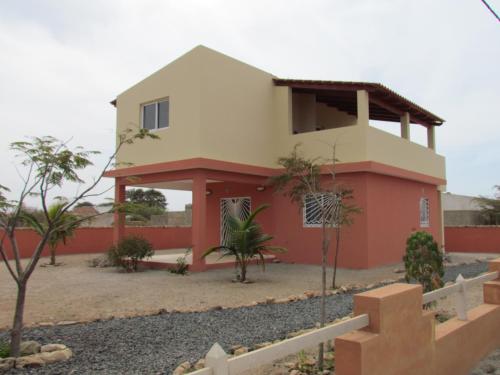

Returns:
303,193,341,227
420,197,430,227
220,197,251,246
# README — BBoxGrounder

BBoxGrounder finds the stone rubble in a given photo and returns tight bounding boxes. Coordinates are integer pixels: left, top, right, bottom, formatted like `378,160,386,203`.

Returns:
0,341,72,373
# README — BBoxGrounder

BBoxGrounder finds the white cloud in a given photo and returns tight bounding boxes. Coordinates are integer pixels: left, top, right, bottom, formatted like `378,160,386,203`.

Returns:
1,0,499,208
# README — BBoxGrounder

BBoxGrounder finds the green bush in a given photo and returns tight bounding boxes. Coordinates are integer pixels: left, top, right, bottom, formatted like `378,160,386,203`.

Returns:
0,341,10,358
168,249,190,275
169,256,189,275
403,231,444,293
107,235,154,272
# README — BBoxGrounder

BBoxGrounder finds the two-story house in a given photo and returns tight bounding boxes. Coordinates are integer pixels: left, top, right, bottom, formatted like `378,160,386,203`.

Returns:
105,46,446,271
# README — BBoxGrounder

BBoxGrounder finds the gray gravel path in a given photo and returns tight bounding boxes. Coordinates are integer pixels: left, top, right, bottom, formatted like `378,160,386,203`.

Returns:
0,262,490,374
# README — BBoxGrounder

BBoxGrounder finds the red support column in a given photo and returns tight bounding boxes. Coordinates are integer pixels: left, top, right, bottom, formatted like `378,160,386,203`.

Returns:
191,172,207,272
113,181,126,246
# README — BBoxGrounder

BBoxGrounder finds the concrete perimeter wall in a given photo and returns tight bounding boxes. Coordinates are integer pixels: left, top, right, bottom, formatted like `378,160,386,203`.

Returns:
445,226,500,253
1,227,192,259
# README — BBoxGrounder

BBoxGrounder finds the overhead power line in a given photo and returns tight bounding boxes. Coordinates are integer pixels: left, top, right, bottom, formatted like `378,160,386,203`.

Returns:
480,0,500,22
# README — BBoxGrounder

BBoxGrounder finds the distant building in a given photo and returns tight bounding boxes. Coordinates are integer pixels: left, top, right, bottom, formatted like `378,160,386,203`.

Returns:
442,193,485,226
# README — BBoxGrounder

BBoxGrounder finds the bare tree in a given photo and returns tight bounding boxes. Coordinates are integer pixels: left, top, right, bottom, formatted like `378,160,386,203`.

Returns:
270,143,341,370
474,185,500,225
0,128,157,356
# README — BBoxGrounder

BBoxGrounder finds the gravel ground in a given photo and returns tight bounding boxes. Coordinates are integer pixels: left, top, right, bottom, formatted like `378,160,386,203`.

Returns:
0,294,354,375
471,349,500,375
0,261,493,375
442,261,489,283
0,252,410,329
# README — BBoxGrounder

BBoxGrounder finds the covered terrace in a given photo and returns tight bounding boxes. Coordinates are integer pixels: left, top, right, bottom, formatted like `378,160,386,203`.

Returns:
104,158,276,271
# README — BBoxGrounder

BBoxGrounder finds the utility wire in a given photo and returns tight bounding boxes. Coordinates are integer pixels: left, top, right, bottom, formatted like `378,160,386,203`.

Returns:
480,0,500,22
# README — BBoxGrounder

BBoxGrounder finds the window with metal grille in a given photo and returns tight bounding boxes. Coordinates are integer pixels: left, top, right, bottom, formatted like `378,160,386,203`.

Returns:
220,197,251,246
303,193,341,227
142,99,169,130
420,197,430,227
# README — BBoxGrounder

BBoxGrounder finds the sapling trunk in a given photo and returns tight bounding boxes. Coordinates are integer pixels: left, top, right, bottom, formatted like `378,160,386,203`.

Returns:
50,245,56,266
317,221,329,371
240,261,247,282
10,281,27,357
332,225,341,289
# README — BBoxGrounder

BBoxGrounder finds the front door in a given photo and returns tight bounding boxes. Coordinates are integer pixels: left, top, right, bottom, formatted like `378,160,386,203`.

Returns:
220,197,251,245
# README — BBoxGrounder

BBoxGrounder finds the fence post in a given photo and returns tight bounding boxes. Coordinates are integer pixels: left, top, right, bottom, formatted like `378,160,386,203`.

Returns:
205,343,229,375
484,258,500,304
455,274,468,321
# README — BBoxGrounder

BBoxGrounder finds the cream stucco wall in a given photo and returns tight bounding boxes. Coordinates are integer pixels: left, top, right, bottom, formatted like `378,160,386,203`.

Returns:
114,45,445,181
316,102,357,129
198,47,276,166
115,47,203,167
366,126,446,179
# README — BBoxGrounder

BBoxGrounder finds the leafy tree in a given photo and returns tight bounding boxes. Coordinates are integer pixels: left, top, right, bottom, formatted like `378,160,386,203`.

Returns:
403,231,444,294
202,204,285,282
474,185,500,225
270,143,359,370
126,188,167,210
23,202,80,266
0,128,157,357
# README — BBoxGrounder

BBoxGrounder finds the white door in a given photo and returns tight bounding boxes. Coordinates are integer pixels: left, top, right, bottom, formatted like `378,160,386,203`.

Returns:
220,197,251,246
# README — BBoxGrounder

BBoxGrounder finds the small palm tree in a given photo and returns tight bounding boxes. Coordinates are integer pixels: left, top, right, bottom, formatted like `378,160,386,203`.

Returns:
24,202,80,265
202,204,285,282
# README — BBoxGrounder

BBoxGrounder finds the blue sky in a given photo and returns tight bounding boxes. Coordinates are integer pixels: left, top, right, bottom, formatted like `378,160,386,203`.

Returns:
1,0,499,210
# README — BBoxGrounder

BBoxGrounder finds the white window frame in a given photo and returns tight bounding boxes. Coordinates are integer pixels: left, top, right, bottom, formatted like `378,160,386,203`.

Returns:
141,98,169,131
303,193,340,228
419,197,430,227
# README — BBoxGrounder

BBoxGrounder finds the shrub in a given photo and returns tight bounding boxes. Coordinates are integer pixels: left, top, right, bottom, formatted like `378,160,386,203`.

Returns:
0,341,10,358
403,231,444,293
168,249,190,275
169,256,189,275
107,235,154,272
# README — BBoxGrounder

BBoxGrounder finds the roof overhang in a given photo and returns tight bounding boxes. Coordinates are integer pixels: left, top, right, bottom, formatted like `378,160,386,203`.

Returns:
274,78,444,127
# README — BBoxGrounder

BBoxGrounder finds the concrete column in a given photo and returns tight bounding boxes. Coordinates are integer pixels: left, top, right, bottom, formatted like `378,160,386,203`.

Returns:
484,259,500,304
191,172,207,272
356,90,369,126
335,284,434,375
427,126,436,150
113,181,126,246
437,188,445,254
400,112,410,140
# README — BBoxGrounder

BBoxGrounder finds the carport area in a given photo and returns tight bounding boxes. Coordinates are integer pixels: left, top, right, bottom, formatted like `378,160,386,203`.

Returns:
104,158,277,271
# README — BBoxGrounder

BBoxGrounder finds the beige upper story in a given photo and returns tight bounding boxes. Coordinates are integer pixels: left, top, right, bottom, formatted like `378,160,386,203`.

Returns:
114,46,446,181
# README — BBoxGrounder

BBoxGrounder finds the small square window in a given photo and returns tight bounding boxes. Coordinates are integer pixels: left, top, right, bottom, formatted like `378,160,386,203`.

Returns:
141,99,169,130
420,197,430,227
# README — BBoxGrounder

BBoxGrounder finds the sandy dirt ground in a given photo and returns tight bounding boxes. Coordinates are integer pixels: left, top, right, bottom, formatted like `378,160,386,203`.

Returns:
1,252,403,329
0,252,497,330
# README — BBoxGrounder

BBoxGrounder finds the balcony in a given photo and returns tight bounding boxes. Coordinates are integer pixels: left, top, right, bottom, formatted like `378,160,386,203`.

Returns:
274,80,446,181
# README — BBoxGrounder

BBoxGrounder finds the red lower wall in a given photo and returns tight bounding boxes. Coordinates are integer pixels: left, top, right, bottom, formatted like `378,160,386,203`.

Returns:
445,227,500,253
365,173,442,268
1,226,192,259
271,172,441,269
201,172,442,269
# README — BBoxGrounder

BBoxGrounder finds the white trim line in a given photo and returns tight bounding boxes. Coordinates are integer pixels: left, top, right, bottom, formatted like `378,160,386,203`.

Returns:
422,271,499,305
